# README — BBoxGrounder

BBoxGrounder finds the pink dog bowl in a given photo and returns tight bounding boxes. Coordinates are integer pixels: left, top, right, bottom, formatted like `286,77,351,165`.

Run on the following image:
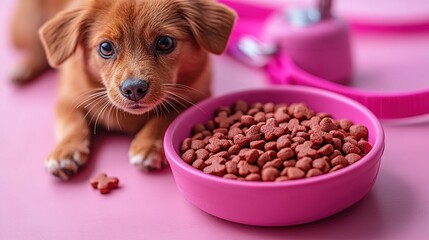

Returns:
164,86,384,226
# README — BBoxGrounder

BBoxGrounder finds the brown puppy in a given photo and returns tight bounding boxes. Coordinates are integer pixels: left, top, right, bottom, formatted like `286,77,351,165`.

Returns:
11,0,236,180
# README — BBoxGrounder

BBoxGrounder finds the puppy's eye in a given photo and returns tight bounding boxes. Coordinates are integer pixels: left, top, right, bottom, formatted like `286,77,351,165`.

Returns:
155,36,175,53
98,41,116,59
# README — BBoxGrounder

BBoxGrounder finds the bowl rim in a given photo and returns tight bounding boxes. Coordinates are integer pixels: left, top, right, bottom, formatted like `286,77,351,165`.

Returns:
164,85,385,189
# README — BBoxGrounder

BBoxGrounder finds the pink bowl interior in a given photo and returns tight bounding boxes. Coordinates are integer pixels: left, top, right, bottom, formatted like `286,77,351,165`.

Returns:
164,86,384,226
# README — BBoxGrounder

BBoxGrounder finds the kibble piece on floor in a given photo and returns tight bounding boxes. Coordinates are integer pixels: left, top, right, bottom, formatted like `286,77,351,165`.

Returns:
90,173,119,194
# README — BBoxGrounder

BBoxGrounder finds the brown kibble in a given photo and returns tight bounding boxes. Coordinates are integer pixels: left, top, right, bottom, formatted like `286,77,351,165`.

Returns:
249,140,265,150
276,135,291,150
349,124,369,140
225,161,238,174
237,160,260,176
263,158,283,170
274,110,290,123
306,168,323,178
233,134,250,148
301,116,321,130
275,176,289,182
295,141,318,159
358,139,373,154
332,137,342,150
277,148,294,161
282,118,306,136
244,149,260,164
254,112,266,123
191,124,206,135
310,130,333,146
287,167,305,180
338,119,353,131
90,173,119,194
180,138,192,153
247,108,260,116
320,117,338,132
261,118,284,141
234,100,249,113
205,120,215,131
263,102,275,113
245,173,261,181
296,157,312,172
192,159,205,170
330,165,344,172
261,167,280,181
191,139,205,150
331,155,348,167
292,136,306,144
227,144,241,155
330,130,346,139
257,152,271,167
203,158,226,176
345,153,362,164
223,174,238,180
228,127,243,140
317,144,334,156
191,132,204,140
296,131,310,140
181,149,195,164
329,149,342,160
244,125,262,141
179,100,373,182
312,158,330,173
283,160,297,168
288,103,314,120
264,141,277,151
241,115,256,127
265,112,274,119
342,142,361,155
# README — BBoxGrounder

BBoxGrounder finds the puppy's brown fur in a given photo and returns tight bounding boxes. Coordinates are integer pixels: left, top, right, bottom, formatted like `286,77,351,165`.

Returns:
10,0,235,180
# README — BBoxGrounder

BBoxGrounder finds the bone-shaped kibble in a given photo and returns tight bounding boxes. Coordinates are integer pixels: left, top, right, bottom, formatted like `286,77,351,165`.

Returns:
90,173,119,194
261,118,284,141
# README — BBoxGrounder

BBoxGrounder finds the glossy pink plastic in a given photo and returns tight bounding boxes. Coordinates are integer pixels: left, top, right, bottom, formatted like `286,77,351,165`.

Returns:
262,9,352,84
164,86,385,226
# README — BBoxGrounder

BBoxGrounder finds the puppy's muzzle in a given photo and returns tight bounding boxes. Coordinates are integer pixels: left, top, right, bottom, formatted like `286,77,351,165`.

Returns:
120,78,149,102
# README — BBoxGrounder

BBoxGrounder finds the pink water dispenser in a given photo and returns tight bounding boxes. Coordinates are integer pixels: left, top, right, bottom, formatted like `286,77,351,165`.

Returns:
262,0,352,84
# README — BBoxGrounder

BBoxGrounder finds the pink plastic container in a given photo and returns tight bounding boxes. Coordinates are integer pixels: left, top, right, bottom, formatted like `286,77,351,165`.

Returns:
262,11,353,84
164,86,384,226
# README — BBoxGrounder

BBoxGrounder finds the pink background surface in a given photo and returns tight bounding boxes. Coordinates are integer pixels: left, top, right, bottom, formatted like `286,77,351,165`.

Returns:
1,0,429,239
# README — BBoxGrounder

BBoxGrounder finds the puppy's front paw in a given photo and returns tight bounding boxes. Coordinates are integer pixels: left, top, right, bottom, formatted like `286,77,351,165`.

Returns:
129,140,167,171
45,140,90,180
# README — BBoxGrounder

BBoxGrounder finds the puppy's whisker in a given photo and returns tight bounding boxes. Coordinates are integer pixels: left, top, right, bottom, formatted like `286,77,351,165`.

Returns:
162,83,205,95
73,88,106,109
83,95,106,119
163,97,184,114
111,95,123,131
163,90,206,114
93,99,111,134
76,92,107,110
159,101,171,115
157,100,170,119
84,95,108,127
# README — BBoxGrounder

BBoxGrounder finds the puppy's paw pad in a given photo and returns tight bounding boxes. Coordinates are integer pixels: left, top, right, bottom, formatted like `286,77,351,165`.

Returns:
45,158,80,181
129,153,166,171
46,146,89,180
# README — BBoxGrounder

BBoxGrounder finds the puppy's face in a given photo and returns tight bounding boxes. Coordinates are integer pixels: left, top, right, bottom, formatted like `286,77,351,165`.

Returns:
39,0,235,115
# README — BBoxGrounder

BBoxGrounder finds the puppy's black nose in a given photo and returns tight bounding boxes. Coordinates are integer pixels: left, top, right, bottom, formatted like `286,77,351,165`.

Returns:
120,79,149,102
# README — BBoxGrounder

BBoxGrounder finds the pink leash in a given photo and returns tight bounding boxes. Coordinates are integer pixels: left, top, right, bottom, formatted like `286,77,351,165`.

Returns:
220,0,429,119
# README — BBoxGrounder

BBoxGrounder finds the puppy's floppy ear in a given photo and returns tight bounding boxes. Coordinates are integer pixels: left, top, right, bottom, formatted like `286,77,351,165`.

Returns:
38,8,85,68
181,0,236,54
